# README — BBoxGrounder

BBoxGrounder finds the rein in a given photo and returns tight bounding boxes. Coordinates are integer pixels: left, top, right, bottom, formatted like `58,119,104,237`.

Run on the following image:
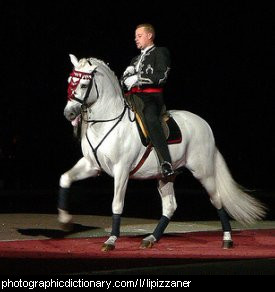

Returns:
82,102,127,124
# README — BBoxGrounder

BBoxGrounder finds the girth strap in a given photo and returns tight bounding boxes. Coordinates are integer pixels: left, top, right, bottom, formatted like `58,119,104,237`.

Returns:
129,144,153,176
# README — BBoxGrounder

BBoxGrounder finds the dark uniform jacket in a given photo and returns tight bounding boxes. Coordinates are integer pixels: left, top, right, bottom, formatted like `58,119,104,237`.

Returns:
130,46,171,89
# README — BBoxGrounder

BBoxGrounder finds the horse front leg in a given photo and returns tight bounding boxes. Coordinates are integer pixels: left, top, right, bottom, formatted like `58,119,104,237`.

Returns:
101,168,129,251
58,157,100,231
140,178,177,249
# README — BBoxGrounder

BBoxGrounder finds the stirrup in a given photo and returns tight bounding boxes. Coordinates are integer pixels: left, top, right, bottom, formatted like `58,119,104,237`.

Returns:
161,161,174,177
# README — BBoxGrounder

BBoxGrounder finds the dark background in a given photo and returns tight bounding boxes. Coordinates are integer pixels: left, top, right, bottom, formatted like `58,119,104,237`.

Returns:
0,1,274,217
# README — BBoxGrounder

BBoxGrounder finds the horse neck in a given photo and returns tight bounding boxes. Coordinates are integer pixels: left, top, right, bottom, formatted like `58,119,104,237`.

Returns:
88,74,125,121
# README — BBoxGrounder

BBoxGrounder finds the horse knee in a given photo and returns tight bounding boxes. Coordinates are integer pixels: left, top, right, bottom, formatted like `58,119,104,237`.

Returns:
112,199,124,215
59,173,72,188
158,181,177,219
163,198,177,218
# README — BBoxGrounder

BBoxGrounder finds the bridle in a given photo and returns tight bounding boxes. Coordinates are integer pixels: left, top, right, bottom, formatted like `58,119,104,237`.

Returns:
66,65,130,169
67,67,128,123
67,69,99,110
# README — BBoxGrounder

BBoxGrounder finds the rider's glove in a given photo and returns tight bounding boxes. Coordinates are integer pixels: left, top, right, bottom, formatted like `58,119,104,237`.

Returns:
124,75,138,90
123,66,135,77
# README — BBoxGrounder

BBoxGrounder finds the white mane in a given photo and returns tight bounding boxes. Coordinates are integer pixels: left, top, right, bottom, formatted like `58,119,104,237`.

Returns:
86,57,122,98
75,57,124,118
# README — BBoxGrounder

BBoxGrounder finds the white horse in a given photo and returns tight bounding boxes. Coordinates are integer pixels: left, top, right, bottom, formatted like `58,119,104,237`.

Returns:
58,54,266,251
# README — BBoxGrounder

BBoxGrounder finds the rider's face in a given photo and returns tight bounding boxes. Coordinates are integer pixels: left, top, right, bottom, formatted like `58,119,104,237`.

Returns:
135,27,153,50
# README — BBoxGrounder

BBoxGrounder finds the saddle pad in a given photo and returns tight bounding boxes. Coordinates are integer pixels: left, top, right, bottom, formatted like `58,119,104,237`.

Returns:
136,116,182,146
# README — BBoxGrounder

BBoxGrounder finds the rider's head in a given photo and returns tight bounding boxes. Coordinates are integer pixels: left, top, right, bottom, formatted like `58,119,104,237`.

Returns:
135,23,155,50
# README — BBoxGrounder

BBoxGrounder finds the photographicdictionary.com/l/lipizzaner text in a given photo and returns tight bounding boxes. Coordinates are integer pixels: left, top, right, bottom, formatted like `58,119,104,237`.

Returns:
1,278,192,289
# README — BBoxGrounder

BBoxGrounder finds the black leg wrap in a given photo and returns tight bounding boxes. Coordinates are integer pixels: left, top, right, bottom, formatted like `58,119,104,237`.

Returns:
152,215,170,241
217,207,232,232
57,187,71,211
111,214,121,237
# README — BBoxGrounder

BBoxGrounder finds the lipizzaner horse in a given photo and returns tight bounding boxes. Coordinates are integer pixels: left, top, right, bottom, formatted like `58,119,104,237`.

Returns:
58,54,266,250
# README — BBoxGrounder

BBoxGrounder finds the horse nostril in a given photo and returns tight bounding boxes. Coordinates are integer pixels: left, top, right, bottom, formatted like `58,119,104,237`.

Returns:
69,112,76,120
64,110,76,121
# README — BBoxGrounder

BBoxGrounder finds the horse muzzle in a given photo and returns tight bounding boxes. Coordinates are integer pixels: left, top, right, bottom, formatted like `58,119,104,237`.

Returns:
64,104,81,125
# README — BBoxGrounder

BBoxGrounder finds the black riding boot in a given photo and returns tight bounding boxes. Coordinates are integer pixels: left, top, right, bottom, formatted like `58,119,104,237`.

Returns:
138,93,174,177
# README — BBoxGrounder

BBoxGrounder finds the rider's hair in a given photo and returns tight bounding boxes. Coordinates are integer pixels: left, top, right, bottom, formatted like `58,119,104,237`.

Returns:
136,23,155,40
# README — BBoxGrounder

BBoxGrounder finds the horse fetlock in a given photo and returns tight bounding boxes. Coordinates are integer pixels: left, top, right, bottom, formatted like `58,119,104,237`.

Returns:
140,235,156,249
143,234,157,242
102,235,117,252
104,235,117,245
223,231,232,241
222,231,233,249
58,208,73,224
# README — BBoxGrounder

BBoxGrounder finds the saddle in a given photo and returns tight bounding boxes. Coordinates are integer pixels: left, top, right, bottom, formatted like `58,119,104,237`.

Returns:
126,94,182,147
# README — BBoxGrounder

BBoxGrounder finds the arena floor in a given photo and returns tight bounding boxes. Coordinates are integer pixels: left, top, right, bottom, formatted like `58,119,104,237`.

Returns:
0,213,274,275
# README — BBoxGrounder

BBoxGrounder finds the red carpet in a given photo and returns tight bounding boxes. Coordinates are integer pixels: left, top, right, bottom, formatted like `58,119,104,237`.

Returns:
0,229,275,260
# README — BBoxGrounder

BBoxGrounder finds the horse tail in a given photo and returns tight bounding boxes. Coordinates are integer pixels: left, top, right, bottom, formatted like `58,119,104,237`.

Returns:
214,149,266,225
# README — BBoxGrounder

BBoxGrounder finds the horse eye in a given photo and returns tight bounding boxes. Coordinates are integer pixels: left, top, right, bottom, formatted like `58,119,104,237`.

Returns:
81,84,88,89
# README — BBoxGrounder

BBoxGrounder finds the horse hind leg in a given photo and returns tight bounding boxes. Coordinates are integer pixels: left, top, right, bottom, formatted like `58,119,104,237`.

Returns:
58,157,100,231
192,170,233,249
140,178,177,249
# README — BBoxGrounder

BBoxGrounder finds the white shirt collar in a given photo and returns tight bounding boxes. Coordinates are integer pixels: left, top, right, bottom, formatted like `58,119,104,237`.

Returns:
141,45,154,54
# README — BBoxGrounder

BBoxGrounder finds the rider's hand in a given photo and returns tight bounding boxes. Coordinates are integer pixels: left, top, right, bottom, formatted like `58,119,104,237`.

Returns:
124,75,138,90
123,66,135,77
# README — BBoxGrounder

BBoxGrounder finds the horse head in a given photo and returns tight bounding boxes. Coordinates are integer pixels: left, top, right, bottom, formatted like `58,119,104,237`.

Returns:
64,54,98,126
64,54,124,129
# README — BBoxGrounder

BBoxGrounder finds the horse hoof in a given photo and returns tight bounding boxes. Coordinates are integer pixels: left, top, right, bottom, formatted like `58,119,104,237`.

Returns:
101,243,115,252
223,240,233,249
60,222,74,232
140,240,154,249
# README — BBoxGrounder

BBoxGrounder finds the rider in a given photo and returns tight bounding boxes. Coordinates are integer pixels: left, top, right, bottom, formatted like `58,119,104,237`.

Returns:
122,23,174,177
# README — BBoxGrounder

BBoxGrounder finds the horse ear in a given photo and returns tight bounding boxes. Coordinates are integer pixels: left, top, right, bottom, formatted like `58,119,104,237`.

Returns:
90,64,98,72
69,54,79,67
86,59,98,72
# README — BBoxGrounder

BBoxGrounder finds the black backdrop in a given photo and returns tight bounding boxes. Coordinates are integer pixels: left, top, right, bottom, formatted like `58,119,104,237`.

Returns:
1,1,274,192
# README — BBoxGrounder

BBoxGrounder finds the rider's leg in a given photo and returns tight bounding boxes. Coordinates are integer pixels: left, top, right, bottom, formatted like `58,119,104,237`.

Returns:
141,93,174,177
